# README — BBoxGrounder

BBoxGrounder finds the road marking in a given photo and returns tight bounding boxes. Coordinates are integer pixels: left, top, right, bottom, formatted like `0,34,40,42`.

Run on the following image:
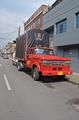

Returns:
3,74,11,91
0,64,2,67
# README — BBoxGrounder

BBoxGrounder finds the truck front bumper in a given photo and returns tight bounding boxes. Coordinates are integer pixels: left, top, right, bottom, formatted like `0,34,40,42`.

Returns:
40,65,73,76
41,70,72,76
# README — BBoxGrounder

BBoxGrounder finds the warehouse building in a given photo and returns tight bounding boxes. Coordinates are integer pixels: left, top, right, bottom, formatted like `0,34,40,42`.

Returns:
42,0,79,72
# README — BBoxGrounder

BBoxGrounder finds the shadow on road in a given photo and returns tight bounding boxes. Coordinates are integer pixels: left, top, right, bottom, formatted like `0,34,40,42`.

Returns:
39,77,69,89
40,76,68,83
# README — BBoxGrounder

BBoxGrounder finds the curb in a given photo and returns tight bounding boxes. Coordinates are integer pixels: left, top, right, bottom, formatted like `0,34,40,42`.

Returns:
68,79,79,86
73,72,79,76
67,74,79,86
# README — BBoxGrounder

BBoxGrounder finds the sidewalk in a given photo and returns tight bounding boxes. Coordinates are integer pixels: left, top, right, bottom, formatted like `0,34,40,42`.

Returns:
67,73,79,85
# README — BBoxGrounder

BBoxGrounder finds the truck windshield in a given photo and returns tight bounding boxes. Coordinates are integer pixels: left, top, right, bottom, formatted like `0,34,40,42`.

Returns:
34,48,55,55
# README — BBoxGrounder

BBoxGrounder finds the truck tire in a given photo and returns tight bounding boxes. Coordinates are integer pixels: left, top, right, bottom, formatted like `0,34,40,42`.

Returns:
32,67,40,81
12,61,14,65
17,62,24,71
17,62,22,71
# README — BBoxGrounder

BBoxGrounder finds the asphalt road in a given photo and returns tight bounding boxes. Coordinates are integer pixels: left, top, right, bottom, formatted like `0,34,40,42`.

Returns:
0,56,79,120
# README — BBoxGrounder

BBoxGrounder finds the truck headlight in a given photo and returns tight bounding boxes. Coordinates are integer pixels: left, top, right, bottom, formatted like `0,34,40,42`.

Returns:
64,61,71,65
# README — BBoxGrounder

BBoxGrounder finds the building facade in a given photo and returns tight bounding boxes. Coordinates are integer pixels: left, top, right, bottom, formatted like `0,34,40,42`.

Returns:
6,41,16,58
24,5,48,32
42,0,79,72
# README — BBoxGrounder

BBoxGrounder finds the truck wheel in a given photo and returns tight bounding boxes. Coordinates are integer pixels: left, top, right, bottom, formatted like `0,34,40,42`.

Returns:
12,61,14,65
32,67,40,81
17,62,21,71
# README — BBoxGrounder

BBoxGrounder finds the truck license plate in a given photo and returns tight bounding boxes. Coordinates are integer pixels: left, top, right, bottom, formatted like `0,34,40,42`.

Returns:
58,72,64,75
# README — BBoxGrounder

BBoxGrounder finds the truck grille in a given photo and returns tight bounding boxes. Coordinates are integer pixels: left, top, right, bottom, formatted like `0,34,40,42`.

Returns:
53,67,62,71
42,60,71,66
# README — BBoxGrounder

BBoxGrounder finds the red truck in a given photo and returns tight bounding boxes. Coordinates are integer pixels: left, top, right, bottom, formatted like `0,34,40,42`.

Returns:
16,29,73,81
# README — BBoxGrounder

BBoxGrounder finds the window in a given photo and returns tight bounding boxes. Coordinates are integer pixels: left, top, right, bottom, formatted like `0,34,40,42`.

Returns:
34,48,55,55
63,48,70,58
56,19,67,34
76,12,79,28
78,48,79,59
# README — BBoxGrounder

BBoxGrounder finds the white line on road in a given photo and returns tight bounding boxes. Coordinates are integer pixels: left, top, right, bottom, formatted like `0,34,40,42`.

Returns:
3,74,11,91
0,64,2,67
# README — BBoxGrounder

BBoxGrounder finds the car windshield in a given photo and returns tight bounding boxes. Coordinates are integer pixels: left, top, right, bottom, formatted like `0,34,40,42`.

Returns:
34,48,55,55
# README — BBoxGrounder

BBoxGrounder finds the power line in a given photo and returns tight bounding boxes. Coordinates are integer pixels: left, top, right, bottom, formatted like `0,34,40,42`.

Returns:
0,29,18,40
0,29,18,35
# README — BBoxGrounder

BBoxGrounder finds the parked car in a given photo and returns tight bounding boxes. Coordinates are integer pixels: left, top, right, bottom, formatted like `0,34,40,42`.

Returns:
3,53,8,59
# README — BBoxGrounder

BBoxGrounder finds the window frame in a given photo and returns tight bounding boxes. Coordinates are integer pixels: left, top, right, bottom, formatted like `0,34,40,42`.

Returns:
56,18,67,34
76,12,79,29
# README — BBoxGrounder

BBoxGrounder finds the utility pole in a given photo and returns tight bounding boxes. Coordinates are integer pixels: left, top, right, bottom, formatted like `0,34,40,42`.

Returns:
18,26,20,37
